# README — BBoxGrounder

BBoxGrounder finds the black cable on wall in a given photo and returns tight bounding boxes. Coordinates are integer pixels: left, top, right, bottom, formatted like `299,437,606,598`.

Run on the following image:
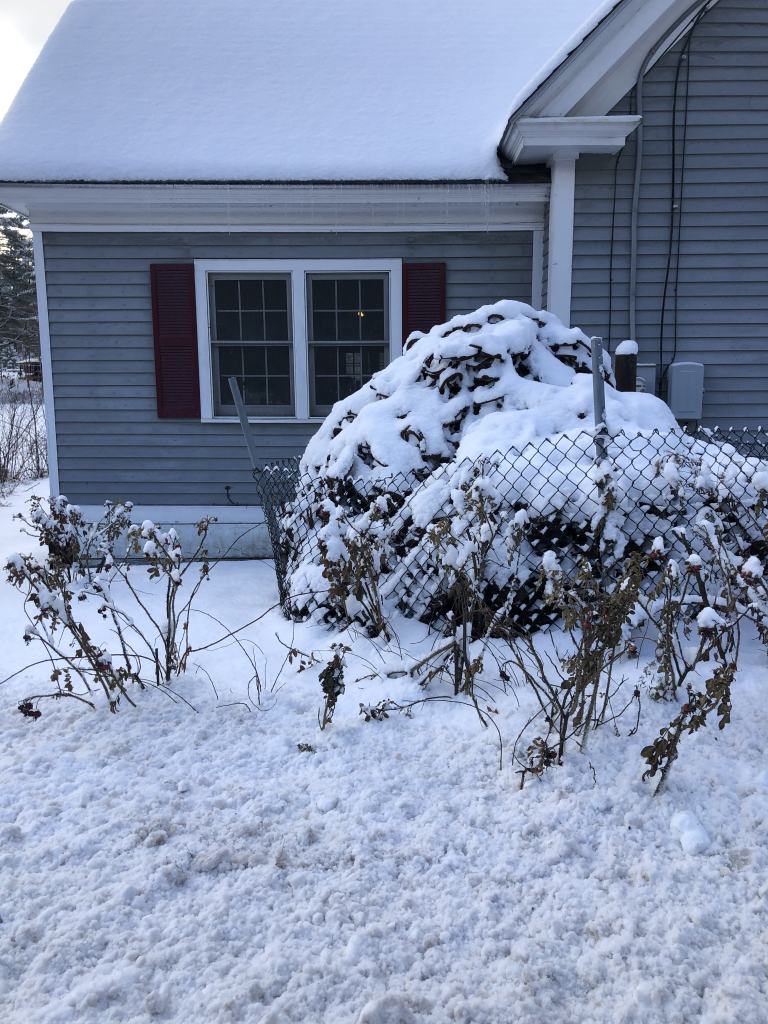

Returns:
658,5,707,386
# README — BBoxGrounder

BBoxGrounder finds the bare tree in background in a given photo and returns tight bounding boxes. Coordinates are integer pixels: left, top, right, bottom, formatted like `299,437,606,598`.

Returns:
0,204,39,366
0,205,46,489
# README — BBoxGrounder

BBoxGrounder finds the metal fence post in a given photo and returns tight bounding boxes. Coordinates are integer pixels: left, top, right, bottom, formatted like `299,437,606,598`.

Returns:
591,337,608,465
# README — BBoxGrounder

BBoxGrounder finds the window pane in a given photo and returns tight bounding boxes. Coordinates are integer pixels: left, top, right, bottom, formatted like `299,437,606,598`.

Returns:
241,311,264,341
313,311,336,341
315,376,338,407
360,278,384,310
336,279,359,310
265,310,289,341
218,345,242,375
268,376,291,406
242,346,266,375
216,311,241,341
312,279,336,311
313,346,337,375
267,345,290,375
239,280,263,310
361,310,384,341
263,279,288,310
337,311,359,342
214,279,239,310
362,346,386,376
339,376,359,400
243,377,267,406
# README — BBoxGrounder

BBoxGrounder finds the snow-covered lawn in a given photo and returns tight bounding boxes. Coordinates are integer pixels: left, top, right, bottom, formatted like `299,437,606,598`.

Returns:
1,483,767,1024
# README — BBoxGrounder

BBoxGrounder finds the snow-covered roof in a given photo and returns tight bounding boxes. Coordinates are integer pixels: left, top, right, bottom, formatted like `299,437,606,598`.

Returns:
0,0,611,183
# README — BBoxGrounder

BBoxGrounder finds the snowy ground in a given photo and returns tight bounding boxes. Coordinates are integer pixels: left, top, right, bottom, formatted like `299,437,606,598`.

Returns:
1,482,768,1024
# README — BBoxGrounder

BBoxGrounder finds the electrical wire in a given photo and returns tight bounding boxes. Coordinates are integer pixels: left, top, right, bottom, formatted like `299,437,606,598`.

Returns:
628,0,713,362
658,5,707,384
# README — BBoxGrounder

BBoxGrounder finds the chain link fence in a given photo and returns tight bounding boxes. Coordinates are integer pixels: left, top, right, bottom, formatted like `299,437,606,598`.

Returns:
252,427,768,625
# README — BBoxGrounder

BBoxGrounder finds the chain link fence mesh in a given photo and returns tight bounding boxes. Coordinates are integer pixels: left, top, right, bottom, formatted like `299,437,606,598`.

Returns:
253,427,768,625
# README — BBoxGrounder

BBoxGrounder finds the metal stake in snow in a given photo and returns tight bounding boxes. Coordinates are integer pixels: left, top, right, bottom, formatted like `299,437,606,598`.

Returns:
591,337,608,465
228,376,260,471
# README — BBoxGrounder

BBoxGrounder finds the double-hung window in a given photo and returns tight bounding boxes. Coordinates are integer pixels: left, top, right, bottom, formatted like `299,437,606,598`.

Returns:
196,260,401,421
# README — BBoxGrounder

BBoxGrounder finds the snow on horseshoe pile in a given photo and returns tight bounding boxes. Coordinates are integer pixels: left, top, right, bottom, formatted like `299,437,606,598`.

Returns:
284,302,681,619
302,300,674,483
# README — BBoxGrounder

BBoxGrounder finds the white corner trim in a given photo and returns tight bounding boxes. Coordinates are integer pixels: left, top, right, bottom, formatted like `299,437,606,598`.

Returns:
504,116,641,164
546,159,576,328
194,258,402,424
31,231,59,495
531,229,544,310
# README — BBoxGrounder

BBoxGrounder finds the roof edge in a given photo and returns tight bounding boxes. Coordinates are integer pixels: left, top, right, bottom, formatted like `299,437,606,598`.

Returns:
500,0,718,157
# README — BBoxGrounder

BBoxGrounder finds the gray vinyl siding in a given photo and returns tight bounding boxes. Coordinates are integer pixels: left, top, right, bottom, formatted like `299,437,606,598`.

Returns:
45,230,532,505
571,0,768,426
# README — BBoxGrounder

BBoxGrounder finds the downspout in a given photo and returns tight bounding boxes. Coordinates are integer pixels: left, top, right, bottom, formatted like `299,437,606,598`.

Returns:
628,0,714,345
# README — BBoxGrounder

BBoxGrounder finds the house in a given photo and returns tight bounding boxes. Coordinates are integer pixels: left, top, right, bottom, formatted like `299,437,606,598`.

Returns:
0,0,764,555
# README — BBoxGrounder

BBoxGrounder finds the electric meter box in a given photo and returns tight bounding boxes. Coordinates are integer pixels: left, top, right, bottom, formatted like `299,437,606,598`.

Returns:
667,361,704,420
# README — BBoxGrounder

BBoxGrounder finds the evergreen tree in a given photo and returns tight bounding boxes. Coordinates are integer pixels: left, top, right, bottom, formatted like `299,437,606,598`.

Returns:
0,204,40,367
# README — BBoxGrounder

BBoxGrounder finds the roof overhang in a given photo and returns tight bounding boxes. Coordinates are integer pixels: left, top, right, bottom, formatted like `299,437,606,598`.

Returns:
499,0,718,165
0,182,550,233
504,115,642,164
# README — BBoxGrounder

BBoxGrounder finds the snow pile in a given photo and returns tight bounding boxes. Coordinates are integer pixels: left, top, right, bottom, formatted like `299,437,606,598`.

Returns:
285,302,685,622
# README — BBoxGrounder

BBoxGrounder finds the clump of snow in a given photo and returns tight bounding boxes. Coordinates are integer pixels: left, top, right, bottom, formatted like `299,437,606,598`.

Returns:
670,810,711,856
741,555,764,580
303,300,673,483
697,607,725,632
615,339,639,356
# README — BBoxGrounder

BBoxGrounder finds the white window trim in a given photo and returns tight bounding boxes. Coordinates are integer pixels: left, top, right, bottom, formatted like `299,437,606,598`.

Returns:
194,259,402,423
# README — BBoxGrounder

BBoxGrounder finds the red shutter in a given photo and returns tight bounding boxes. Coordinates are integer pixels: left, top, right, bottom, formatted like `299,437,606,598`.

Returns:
402,262,446,345
150,263,201,418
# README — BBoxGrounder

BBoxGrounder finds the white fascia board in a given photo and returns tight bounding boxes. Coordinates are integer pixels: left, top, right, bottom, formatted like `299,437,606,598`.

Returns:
506,115,641,164
0,183,548,233
503,0,718,131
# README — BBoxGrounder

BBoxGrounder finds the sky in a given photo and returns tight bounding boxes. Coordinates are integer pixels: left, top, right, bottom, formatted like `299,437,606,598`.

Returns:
0,0,70,119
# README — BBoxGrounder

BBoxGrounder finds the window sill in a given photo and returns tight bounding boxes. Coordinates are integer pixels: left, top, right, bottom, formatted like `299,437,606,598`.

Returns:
202,416,326,425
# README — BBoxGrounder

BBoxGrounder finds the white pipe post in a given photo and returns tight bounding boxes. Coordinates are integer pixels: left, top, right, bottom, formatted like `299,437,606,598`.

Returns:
546,156,576,327
228,377,260,471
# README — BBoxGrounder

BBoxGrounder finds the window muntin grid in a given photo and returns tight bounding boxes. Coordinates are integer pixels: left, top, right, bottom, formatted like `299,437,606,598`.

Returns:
210,275,293,416
212,277,290,342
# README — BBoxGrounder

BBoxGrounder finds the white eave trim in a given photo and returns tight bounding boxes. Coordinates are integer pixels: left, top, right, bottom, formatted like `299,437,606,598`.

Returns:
502,115,642,165
0,182,549,232
504,0,719,123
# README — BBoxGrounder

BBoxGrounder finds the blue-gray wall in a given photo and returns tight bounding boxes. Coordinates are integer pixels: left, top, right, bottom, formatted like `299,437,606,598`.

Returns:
571,0,768,426
45,230,533,505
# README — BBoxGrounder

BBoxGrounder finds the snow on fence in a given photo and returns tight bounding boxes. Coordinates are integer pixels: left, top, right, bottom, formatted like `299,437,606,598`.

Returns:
254,427,768,630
